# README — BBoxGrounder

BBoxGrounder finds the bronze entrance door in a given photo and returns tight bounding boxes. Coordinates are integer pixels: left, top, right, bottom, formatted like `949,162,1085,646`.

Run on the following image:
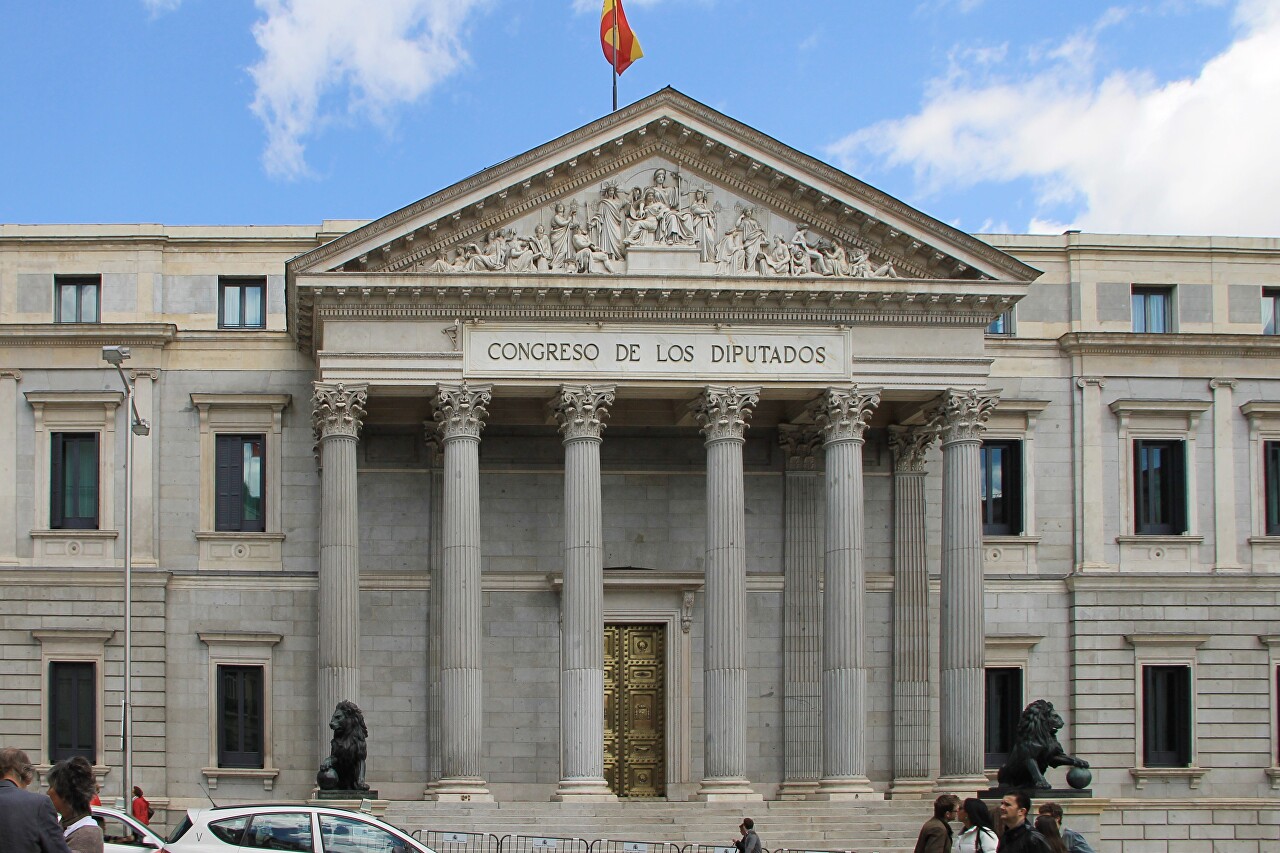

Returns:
603,623,666,798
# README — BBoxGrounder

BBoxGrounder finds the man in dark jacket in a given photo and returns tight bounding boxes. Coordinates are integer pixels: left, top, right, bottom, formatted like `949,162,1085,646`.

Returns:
913,794,958,853
997,791,1050,853
732,818,761,853
0,747,74,853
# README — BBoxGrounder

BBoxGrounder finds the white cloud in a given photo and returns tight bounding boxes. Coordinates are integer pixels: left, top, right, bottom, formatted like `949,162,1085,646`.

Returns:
249,0,483,180
828,1,1280,236
142,0,183,14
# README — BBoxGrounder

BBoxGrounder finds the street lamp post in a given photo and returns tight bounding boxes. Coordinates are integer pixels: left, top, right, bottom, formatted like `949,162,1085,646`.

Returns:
102,345,150,813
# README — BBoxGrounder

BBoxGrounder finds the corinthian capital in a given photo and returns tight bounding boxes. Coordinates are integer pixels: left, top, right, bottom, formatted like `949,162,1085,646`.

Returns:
312,382,368,441
553,384,615,442
778,424,823,471
809,386,881,444
691,385,760,442
433,382,492,440
927,388,999,444
888,425,937,473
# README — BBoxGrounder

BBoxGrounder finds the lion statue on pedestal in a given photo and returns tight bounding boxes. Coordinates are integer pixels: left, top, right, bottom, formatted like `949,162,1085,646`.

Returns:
996,699,1090,790
316,700,369,791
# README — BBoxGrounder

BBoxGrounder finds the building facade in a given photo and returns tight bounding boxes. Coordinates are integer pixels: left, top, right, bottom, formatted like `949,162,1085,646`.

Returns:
1,90,1278,839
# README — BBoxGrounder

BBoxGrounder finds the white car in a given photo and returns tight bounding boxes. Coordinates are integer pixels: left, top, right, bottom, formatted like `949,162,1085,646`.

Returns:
166,805,434,853
93,805,168,853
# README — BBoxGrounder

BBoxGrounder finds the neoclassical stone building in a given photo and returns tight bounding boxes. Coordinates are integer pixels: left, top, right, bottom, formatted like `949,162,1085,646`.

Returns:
1,90,1278,834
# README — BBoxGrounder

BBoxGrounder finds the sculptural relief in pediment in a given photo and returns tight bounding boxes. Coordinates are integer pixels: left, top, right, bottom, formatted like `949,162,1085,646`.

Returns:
409,159,899,279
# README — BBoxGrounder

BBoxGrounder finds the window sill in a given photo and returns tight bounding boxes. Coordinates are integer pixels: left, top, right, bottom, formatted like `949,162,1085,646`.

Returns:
196,531,285,571
1248,537,1280,572
203,766,279,791
31,529,118,565
1129,766,1207,789
983,535,1040,572
1266,767,1280,790
1116,536,1204,572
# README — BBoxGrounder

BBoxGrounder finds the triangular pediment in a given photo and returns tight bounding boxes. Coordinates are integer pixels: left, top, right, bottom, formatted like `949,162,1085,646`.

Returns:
289,88,1038,286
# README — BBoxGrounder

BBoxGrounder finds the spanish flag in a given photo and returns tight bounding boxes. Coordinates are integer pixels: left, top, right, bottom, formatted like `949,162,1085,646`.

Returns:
601,0,643,75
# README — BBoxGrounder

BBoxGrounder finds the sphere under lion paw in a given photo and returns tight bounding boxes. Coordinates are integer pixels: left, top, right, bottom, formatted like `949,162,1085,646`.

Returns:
1066,766,1092,789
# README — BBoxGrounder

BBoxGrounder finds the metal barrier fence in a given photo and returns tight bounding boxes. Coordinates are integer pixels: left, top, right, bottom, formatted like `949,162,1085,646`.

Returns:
588,839,687,853
413,829,504,853
770,848,853,853
501,835,591,853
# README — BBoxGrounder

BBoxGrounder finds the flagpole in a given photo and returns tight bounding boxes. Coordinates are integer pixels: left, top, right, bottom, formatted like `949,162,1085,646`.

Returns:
612,6,619,112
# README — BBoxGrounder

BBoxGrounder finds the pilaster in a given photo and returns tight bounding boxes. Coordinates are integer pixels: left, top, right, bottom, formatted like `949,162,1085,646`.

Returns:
0,370,21,565
423,431,443,796
1076,377,1109,570
129,369,158,567
1210,379,1241,570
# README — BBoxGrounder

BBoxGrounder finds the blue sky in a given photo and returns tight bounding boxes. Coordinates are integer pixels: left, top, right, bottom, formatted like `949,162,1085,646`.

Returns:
3,0,1278,236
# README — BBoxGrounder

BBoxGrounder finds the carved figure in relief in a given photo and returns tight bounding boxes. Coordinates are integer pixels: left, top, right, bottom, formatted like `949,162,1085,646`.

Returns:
425,250,454,273
714,227,745,274
506,236,545,272
791,224,830,275
569,222,618,273
529,224,553,271
591,182,627,260
624,190,663,247
849,247,897,278
549,202,579,269
823,239,851,276
688,189,718,261
768,235,793,275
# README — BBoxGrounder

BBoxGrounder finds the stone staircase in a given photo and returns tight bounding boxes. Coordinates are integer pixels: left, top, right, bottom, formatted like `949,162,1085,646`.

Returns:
385,800,929,853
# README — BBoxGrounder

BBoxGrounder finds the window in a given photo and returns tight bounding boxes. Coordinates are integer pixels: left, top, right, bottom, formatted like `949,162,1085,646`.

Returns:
55,276,100,323
218,665,264,768
987,310,1014,335
100,812,150,847
1143,664,1192,767
49,661,96,763
243,813,312,853
1134,439,1187,535
319,814,410,853
1132,286,1173,333
216,435,265,532
219,278,266,329
1265,289,1279,335
51,432,98,530
1267,441,1280,536
209,817,249,845
980,440,1023,535
984,667,1023,768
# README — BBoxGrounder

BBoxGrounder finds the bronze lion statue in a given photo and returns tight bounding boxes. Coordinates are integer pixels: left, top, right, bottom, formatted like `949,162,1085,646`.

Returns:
996,699,1089,790
316,700,369,791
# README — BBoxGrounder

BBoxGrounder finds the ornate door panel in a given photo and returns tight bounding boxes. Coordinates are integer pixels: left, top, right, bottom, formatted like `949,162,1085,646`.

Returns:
603,624,666,798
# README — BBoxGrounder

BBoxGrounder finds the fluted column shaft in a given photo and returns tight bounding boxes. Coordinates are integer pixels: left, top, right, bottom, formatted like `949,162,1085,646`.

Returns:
693,386,763,801
778,426,823,798
313,382,368,752
888,426,937,796
812,387,880,799
425,434,443,793
554,385,616,800
432,383,493,800
931,389,998,785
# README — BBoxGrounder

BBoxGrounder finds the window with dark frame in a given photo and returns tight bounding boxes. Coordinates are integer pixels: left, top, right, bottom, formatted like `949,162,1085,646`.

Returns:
1132,286,1173,333
986,310,1014,335
985,667,1023,768
218,664,265,768
1264,289,1279,335
1266,441,1280,537
1134,439,1187,535
51,432,98,530
49,661,96,763
215,434,265,532
54,276,100,323
1143,664,1192,767
980,439,1023,536
219,277,266,329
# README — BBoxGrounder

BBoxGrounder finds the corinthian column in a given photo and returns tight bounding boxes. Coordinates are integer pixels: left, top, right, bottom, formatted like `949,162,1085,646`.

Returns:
887,425,938,798
810,387,881,799
692,385,763,801
929,388,998,788
431,382,493,801
552,384,616,801
312,382,368,752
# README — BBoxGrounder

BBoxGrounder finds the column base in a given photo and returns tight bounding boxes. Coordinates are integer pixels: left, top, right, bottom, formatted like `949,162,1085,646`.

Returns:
694,778,764,801
430,778,494,802
552,778,617,801
776,780,820,800
887,778,937,799
811,776,882,800
934,774,989,794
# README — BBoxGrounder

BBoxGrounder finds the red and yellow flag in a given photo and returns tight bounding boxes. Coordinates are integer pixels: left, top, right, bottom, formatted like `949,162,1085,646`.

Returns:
601,0,643,75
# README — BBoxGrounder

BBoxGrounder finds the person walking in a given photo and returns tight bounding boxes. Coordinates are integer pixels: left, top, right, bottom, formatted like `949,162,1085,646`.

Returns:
130,787,152,826
996,792,1050,853
733,817,761,853
914,794,959,853
953,798,997,853
1032,815,1066,853
48,757,103,853
1037,802,1096,853
0,747,74,853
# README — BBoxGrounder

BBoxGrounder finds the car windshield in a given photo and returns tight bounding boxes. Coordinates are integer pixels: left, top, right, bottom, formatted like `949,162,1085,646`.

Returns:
166,814,193,843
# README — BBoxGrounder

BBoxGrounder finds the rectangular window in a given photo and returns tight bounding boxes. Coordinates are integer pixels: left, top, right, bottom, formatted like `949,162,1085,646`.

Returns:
55,276,100,323
1266,441,1280,536
1143,664,1192,767
215,435,265,532
980,440,1023,535
985,667,1023,768
219,278,266,329
1132,286,1173,333
1264,289,1279,335
49,662,96,763
218,664,265,768
986,310,1013,335
1134,439,1187,535
51,433,99,530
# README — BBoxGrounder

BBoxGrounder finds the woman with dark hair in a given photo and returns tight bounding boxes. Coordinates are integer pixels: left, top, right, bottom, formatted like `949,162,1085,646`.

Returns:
1034,814,1069,853
952,798,997,853
46,756,103,853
